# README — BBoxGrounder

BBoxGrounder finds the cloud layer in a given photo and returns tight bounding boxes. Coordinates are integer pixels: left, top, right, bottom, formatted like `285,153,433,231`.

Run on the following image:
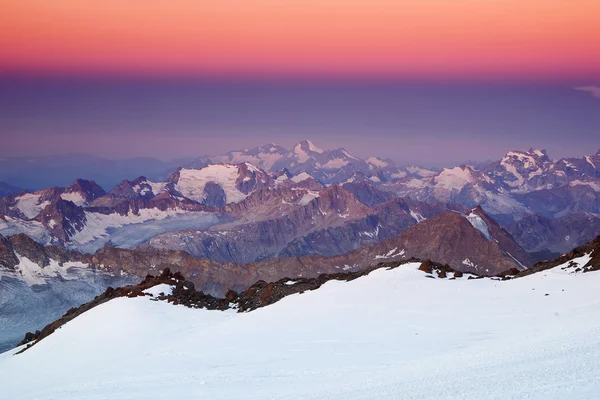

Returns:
575,86,600,99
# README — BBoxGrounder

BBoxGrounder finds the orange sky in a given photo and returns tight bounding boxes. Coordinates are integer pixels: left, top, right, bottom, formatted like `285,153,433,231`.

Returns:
2,0,600,79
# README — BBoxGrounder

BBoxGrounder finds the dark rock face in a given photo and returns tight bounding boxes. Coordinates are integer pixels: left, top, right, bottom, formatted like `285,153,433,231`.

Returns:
66,179,106,203
507,212,600,254
235,162,273,195
6,233,91,267
8,234,50,267
35,199,87,243
106,176,155,201
202,182,227,207
0,235,19,269
514,185,600,218
342,181,396,207
470,206,534,267
354,210,528,275
279,198,465,258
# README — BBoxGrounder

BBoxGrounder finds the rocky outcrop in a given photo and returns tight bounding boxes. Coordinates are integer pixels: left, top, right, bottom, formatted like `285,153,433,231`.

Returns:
0,234,19,269
516,235,600,277
35,199,87,242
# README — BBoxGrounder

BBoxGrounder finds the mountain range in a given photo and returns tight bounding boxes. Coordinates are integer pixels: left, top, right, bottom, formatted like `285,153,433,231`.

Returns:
1,140,600,352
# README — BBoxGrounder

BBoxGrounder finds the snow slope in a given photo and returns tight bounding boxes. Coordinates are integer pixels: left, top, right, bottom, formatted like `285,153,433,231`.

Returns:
2,261,600,399
13,193,50,219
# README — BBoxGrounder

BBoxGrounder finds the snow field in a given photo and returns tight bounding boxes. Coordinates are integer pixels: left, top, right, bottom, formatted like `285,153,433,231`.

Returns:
2,260,600,399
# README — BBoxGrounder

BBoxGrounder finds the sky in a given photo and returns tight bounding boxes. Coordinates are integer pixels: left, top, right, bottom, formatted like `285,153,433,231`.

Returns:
1,0,599,165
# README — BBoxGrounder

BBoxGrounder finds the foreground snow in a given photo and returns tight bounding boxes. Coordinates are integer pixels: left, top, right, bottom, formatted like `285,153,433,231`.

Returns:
2,262,600,399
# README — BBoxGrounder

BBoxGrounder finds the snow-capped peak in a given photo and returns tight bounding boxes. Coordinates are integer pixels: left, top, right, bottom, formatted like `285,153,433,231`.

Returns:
528,148,547,158
366,157,389,168
433,165,476,190
173,164,269,205
304,140,323,154
293,140,323,162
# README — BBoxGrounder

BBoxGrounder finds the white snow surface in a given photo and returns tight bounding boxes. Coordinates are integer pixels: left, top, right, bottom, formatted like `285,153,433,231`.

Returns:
3,262,600,399
60,192,86,206
366,157,388,168
433,166,476,190
306,140,323,153
176,166,249,204
321,158,349,169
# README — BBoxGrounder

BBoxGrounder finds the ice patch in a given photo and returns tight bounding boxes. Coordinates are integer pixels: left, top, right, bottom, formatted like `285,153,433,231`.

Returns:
291,172,312,183
410,210,426,223
374,248,405,260
298,191,320,206
466,212,492,240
